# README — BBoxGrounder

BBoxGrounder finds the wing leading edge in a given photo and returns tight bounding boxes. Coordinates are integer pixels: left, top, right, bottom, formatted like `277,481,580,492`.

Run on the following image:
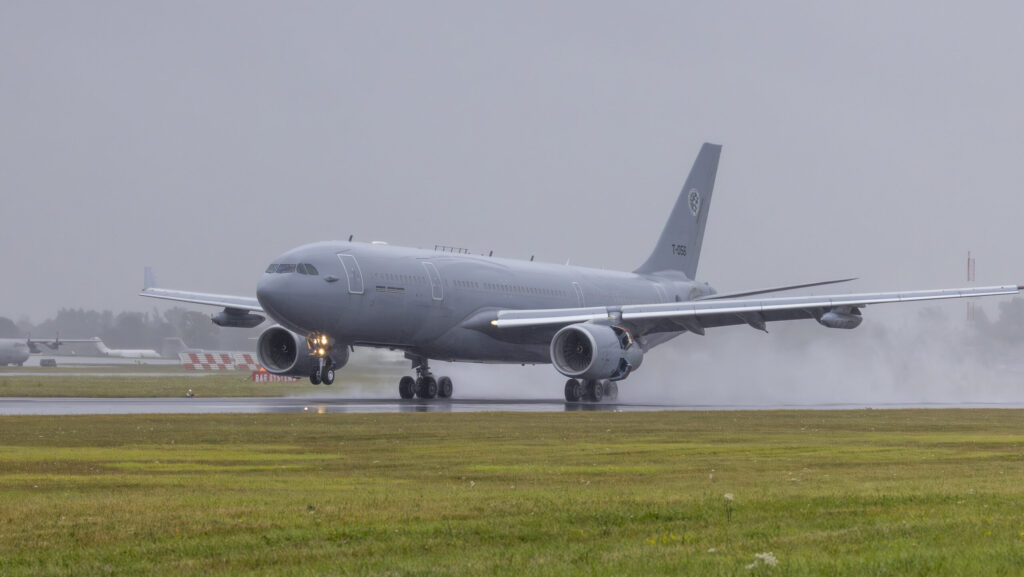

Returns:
491,284,1022,331
139,267,262,312
139,287,263,312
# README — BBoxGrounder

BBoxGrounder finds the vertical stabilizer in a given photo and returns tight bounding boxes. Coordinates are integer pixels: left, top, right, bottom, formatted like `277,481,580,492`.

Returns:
633,142,721,278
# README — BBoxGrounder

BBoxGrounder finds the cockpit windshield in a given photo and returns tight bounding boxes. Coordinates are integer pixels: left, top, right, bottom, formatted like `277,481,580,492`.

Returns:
265,263,318,275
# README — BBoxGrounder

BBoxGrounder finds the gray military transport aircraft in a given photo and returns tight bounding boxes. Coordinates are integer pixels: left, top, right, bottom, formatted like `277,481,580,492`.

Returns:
0,336,94,366
140,143,1022,402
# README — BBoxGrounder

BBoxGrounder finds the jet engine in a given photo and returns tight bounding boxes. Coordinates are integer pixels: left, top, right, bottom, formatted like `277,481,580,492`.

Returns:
256,327,349,376
550,323,643,381
817,307,863,329
212,308,266,329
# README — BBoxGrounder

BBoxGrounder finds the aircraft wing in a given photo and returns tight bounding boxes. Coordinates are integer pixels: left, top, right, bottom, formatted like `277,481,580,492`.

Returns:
490,284,1022,333
138,287,263,312
25,336,98,353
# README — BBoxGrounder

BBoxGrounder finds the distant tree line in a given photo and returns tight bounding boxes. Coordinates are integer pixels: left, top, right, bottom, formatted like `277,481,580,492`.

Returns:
0,307,260,352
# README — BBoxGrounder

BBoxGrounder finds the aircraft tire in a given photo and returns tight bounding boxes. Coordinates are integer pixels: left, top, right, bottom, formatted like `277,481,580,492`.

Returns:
605,381,618,401
321,367,335,385
564,379,583,402
399,376,416,399
586,379,604,402
310,370,321,385
417,376,438,399
438,376,453,398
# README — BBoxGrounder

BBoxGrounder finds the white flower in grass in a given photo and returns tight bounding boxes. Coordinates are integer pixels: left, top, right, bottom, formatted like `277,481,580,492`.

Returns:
746,552,778,569
724,493,734,501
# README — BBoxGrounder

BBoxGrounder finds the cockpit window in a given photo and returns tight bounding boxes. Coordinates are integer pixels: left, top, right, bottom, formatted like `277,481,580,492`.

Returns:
266,263,313,274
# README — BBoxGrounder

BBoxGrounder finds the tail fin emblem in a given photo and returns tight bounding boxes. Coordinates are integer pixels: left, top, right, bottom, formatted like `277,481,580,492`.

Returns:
688,188,701,216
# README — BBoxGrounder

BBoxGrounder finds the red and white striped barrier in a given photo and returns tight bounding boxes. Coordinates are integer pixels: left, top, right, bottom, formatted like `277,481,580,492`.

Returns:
233,353,260,371
179,352,236,370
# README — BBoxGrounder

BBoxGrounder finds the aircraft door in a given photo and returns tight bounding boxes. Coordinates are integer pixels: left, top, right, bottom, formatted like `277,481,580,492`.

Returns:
337,254,365,294
572,282,585,307
422,262,443,301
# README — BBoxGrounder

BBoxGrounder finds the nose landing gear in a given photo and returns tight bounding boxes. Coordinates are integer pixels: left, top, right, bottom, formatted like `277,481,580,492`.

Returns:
399,356,453,400
307,332,336,385
310,356,336,385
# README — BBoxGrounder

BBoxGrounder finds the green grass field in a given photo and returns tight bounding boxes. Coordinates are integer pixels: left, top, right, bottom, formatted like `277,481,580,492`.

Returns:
0,370,393,397
2,410,1024,576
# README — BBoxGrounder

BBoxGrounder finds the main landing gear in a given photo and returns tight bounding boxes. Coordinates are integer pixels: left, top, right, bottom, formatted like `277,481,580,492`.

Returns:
309,356,336,385
399,357,453,400
564,378,619,403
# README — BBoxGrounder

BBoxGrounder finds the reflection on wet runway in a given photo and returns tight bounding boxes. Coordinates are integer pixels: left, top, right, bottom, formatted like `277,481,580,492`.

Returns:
3,396,1024,416
0,397,675,416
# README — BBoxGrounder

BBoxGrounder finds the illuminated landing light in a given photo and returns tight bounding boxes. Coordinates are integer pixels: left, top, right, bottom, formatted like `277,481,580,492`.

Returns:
306,332,333,356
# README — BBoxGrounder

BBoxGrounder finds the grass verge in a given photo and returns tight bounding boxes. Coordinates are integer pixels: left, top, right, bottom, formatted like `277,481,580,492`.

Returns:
1,410,1023,576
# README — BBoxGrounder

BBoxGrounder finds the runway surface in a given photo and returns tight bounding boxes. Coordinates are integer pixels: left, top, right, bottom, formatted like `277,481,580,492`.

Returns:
3,397,1024,416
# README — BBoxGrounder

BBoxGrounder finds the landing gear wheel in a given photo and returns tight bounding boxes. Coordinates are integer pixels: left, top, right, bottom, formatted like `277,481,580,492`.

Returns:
417,376,438,399
399,376,416,399
605,381,619,401
310,370,321,385
321,367,335,385
438,376,453,399
564,379,583,402
586,379,604,402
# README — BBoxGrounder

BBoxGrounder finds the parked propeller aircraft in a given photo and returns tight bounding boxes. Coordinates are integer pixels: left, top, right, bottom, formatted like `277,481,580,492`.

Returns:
141,143,1021,401
0,336,94,366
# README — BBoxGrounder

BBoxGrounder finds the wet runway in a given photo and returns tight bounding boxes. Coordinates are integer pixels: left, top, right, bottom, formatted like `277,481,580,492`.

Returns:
0,397,679,415
3,396,1024,416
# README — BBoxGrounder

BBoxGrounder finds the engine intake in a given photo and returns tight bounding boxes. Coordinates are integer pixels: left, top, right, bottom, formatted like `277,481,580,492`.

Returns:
550,323,643,381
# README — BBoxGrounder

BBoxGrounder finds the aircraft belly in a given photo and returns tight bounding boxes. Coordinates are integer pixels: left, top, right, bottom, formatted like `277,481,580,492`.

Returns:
420,327,550,363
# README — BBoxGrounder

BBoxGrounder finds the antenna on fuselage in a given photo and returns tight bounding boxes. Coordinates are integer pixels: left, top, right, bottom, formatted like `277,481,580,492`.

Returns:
488,250,493,257
530,255,534,261
348,234,353,242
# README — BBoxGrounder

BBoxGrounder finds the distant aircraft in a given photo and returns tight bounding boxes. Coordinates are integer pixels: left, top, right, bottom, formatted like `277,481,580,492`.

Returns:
0,336,92,366
140,143,1021,401
89,338,161,359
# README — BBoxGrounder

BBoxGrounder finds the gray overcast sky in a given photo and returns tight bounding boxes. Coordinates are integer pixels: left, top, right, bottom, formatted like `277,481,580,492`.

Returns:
2,1,1023,322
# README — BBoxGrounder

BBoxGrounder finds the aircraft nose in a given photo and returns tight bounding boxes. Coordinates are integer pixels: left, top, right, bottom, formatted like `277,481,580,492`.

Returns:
256,274,288,322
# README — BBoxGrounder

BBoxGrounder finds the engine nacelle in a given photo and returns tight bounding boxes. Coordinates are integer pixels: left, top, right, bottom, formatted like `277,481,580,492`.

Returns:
212,309,266,329
256,327,349,376
818,307,863,329
550,323,644,381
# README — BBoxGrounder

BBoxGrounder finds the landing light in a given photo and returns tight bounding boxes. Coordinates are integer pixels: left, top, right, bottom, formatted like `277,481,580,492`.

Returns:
318,348,326,356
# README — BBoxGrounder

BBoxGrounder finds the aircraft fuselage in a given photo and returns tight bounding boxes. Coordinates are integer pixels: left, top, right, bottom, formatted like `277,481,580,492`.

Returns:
256,241,710,363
